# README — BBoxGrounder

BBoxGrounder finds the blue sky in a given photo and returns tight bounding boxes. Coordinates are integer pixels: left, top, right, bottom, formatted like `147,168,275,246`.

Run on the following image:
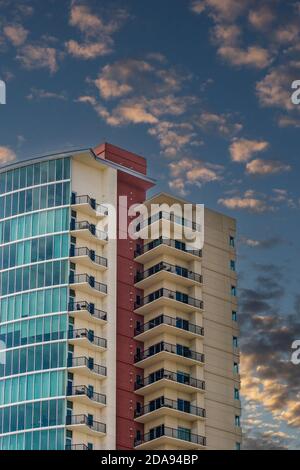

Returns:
1,0,300,449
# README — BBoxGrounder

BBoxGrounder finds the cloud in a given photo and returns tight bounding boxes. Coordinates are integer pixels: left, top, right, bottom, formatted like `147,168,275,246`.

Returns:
278,116,300,128
190,0,248,21
66,4,128,59
248,6,275,31
0,146,16,164
218,45,272,69
149,121,199,157
230,138,269,162
3,24,28,46
16,45,58,73
65,40,111,58
169,157,224,195
246,158,291,175
239,266,300,432
218,191,270,213
197,111,243,136
26,88,67,101
240,237,286,249
256,65,300,112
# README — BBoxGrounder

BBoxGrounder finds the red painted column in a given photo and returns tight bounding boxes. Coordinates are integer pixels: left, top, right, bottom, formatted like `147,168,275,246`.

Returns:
94,143,154,450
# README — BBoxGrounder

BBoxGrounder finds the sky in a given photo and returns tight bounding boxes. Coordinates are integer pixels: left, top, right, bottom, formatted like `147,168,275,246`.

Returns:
0,0,300,450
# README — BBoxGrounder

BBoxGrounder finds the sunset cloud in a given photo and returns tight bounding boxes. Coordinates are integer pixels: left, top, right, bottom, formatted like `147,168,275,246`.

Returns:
230,138,269,162
3,24,28,46
218,192,270,213
0,146,16,164
16,45,58,73
246,158,291,175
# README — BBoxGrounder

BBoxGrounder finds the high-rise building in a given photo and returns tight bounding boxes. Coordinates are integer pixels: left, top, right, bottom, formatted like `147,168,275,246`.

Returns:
0,143,241,450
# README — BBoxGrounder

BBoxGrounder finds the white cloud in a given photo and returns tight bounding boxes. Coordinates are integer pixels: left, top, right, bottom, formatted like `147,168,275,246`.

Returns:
246,159,291,175
3,24,28,46
230,139,269,162
0,146,16,164
16,45,58,73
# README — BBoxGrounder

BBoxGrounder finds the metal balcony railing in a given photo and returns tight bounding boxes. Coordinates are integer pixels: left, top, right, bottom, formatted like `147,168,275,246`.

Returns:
134,426,206,447
135,262,202,284
70,220,108,242
135,237,202,258
65,444,89,451
134,315,204,337
136,211,201,232
66,414,106,434
70,246,108,268
134,342,205,364
135,288,203,310
135,369,205,391
68,328,107,349
134,397,206,418
71,194,108,217
67,385,106,405
67,356,107,377
68,301,107,322
69,273,107,294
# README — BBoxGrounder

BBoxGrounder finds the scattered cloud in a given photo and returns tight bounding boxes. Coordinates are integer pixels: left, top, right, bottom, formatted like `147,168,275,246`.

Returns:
246,158,291,175
218,190,271,213
0,146,16,164
66,4,128,60
230,138,269,163
26,88,67,101
248,6,275,31
3,24,28,46
169,157,224,195
197,111,243,136
16,45,58,73
218,45,272,69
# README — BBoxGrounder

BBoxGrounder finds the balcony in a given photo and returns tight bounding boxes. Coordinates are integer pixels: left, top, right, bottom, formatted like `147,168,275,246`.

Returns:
65,444,90,451
67,356,107,380
134,315,204,342
135,262,202,289
70,247,108,272
134,397,206,423
134,289,204,315
69,273,107,298
70,220,108,245
135,237,202,264
66,414,106,437
134,342,205,368
71,194,108,218
67,385,106,408
136,212,202,239
68,301,107,325
68,328,107,352
135,369,205,396
134,426,206,450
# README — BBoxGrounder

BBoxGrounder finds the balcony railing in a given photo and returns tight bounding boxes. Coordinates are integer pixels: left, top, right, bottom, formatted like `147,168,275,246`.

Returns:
65,444,89,451
67,356,107,377
68,301,107,322
134,342,205,364
135,262,202,284
68,328,107,349
136,212,201,232
66,414,106,434
135,289,203,310
135,369,205,391
134,426,206,447
70,220,108,242
67,385,106,405
69,273,107,294
70,246,108,268
134,315,204,337
135,237,202,258
71,194,108,216
134,397,206,418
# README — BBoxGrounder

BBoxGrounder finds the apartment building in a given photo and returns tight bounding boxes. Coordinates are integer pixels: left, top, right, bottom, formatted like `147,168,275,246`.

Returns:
0,143,241,450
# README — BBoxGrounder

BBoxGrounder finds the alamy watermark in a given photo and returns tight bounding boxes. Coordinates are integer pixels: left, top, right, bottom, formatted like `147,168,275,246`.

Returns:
0,80,6,104
291,80,300,105
291,340,300,365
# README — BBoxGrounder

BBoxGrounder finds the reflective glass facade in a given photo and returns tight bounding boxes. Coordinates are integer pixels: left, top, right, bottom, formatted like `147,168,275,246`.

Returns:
0,157,71,450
